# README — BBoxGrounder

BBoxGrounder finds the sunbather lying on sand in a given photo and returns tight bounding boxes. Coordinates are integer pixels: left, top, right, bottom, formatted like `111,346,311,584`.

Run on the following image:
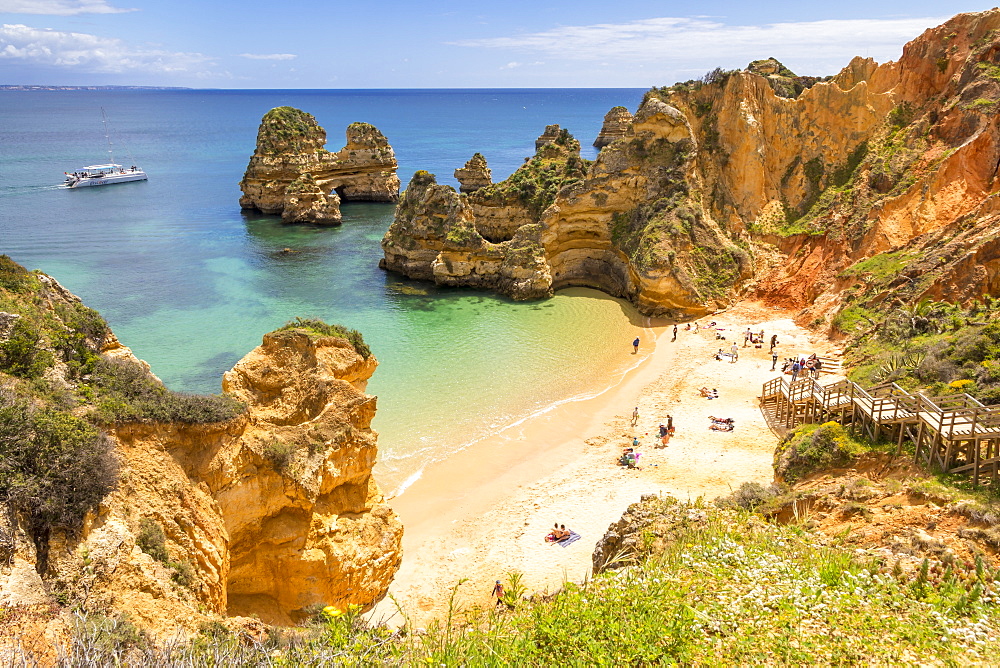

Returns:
546,524,572,542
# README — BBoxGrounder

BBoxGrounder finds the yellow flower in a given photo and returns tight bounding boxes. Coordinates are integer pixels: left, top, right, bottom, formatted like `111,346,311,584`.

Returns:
323,605,343,618
348,603,362,612
949,379,973,389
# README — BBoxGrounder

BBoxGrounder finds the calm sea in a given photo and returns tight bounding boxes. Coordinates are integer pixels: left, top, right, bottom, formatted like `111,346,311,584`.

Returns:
0,88,648,494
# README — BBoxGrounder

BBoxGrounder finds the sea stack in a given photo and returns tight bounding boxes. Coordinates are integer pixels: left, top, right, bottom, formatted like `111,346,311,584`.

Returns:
593,106,633,149
239,107,399,224
454,153,492,193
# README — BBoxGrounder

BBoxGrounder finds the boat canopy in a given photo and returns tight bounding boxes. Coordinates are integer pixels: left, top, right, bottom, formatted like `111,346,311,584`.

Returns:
77,164,123,170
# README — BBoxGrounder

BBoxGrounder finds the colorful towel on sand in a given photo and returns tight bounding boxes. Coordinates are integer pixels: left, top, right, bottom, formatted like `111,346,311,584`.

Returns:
557,531,581,547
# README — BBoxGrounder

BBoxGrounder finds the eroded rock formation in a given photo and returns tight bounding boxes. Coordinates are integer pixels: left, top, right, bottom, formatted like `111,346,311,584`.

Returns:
381,9,1000,320
239,107,399,224
593,106,633,148
454,153,492,193
0,270,402,635
383,109,749,315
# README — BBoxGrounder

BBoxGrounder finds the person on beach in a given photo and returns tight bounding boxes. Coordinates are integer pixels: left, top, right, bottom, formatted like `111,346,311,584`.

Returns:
672,324,678,341
632,436,640,448
771,350,779,371
492,580,505,607
744,328,752,347
631,406,639,426
770,334,779,353
791,360,802,382
667,415,674,437
632,337,640,354
730,342,739,362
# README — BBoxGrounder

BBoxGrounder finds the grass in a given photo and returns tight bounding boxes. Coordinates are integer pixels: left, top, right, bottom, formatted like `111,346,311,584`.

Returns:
88,356,246,425
37,500,1000,665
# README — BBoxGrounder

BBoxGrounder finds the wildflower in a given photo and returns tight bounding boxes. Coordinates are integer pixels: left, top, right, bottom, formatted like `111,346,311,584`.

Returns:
323,605,343,619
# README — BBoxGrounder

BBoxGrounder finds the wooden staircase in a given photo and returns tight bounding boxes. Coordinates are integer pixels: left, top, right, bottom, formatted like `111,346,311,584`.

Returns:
760,376,1000,489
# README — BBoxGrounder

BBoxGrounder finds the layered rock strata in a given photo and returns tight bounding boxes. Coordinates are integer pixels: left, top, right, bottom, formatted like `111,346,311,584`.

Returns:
383,109,750,315
454,153,492,193
381,9,1000,319
239,107,399,224
0,273,402,634
593,106,633,148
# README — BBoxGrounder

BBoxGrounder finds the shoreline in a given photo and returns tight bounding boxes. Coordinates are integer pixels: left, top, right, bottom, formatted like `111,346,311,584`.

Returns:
380,318,666,499
368,301,840,626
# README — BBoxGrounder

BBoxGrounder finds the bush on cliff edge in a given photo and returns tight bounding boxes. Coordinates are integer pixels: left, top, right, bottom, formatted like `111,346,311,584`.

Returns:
276,317,371,359
0,388,118,572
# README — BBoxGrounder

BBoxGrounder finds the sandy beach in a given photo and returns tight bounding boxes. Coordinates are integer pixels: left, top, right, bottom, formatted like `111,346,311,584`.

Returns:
368,301,840,626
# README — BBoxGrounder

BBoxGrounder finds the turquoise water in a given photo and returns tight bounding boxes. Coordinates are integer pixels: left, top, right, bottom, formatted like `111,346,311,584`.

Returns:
0,88,648,492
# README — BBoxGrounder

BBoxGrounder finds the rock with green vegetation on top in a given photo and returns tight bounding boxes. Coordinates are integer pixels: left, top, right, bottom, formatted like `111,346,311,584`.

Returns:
239,107,399,224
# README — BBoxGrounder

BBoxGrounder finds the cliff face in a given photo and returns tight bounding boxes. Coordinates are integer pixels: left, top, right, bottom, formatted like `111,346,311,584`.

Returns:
593,106,633,149
380,9,1000,320
239,107,399,224
382,111,750,315
0,262,401,637
454,153,492,193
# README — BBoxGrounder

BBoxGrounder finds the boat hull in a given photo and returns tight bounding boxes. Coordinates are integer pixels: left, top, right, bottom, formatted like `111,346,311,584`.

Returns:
66,171,147,188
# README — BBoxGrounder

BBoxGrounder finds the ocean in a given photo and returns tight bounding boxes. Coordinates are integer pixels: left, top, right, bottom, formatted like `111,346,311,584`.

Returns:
0,88,649,494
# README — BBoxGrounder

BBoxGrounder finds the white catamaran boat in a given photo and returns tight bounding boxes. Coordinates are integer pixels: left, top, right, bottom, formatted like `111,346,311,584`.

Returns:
64,109,147,188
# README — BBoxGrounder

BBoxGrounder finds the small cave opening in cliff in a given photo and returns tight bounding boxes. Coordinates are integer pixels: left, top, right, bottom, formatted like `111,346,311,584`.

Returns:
478,229,516,244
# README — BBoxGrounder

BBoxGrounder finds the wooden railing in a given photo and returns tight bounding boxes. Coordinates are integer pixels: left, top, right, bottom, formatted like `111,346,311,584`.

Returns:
760,375,1000,488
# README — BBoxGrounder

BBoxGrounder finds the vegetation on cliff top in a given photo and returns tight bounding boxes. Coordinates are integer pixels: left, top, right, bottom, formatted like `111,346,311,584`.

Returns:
257,106,321,153
47,494,1000,664
276,316,372,359
0,255,246,570
473,129,590,218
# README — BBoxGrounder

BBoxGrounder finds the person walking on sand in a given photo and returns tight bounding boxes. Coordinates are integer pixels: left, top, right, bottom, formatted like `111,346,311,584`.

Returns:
632,337,640,354
730,342,739,362
744,328,751,347
771,349,779,371
770,334,779,353
631,406,639,426
672,324,678,341
492,580,505,608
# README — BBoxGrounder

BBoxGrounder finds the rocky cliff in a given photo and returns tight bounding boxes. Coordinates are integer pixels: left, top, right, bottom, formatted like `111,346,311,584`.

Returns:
454,153,492,193
593,106,633,149
0,259,401,639
380,9,1000,320
239,107,399,225
382,111,749,315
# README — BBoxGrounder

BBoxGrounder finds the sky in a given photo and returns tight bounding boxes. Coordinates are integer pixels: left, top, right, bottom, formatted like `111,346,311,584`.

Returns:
0,1,993,88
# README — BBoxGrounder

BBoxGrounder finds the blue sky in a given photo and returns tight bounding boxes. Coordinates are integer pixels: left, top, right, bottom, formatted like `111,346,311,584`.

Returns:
0,1,991,88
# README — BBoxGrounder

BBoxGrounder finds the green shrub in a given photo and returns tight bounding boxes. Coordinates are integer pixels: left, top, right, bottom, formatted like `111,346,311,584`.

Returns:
0,318,53,378
0,392,118,571
276,317,371,359
136,517,169,563
775,422,869,483
88,356,246,424
0,255,35,293
262,439,294,472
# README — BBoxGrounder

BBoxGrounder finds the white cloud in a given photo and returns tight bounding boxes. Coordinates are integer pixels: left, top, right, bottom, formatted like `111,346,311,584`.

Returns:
452,15,950,73
0,23,210,73
238,53,297,61
0,0,134,15
499,61,520,70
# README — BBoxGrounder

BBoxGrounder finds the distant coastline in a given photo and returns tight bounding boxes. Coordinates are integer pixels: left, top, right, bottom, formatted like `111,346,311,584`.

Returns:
0,85,193,91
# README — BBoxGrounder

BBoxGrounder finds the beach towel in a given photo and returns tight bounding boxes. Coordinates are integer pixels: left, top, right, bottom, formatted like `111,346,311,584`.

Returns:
557,531,582,547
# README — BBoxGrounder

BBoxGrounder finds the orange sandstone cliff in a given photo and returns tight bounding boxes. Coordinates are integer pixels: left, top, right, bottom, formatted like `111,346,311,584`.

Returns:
381,9,1000,321
239,107,400,225
0,284,402,636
